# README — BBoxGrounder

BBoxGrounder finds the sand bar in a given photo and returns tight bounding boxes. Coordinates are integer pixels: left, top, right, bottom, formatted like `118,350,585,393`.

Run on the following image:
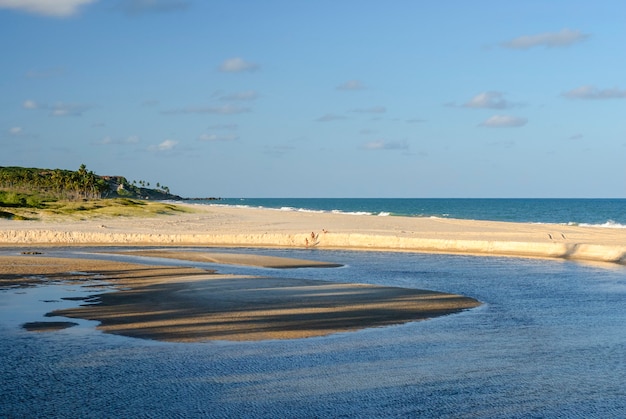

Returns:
1,254,479,342
1,203,625,264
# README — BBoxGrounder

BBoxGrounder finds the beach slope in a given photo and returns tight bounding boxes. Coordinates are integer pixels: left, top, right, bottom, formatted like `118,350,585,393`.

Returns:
1,203,625,264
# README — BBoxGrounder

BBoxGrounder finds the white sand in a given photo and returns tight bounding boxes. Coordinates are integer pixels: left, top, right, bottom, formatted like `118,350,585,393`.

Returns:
1,203,625,265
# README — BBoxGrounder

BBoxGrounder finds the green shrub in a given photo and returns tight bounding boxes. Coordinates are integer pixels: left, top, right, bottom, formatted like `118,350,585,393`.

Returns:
0,210,14,219
25,195,42,208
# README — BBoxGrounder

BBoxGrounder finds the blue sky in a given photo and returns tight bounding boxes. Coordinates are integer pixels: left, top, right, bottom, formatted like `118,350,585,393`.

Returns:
1,0,624,198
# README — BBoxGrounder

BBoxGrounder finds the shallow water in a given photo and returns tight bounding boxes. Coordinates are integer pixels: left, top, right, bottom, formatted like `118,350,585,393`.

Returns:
1,249,625,418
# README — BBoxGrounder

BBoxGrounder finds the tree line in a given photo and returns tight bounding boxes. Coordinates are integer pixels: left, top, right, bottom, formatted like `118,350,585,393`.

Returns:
0,164,109,200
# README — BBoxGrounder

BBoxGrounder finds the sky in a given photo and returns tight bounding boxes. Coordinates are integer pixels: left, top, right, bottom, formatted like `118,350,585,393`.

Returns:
1,0,625,198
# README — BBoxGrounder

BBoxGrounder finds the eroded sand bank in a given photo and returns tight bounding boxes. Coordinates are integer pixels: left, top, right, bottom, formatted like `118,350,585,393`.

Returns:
1,254,479,342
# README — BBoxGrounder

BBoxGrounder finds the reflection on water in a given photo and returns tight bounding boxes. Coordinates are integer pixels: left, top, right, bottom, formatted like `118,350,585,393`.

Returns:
1,249,625,418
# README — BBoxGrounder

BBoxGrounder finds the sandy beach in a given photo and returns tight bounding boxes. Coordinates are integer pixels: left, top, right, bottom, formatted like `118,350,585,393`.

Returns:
1,203,624,342
1,203,625,264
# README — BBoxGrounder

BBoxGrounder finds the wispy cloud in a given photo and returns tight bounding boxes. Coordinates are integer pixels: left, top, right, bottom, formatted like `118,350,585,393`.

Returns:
22,100,39,110
6,127,26,139
93,135,141,145
148,139,178,151
262,145,296,157
480,115,528,128
197,133,238,142
22,99,92,116
25,67,65,79
351,106,386,114
337,80,366,91
562,85,626,100
218,90,259,101
362,139,409,150
208,123,238,130
162,104,250,115
463,91,517,109
502,28,590,49
359,128,378,135
218,57,260,73
49,103,92,117
316,113,348,122
0,0,96,17
115,0,190,16
486,140,516,148
6,126,37,140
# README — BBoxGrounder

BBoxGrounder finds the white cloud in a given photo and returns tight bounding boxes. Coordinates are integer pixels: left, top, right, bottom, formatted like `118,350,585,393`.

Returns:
502,28,590,49
337,80,365,91
480,115,528,128
198,133,238,142
562,85,626,100
115,0,190,16
9,127,22,135
149,139,178,151
363,139,409,150
218,57,259,73
22,100,39,109
0,0,97,17
219,90,258,101
463,92,513,109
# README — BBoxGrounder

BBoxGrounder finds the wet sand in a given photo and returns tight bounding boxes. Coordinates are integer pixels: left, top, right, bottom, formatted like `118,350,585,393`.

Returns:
1,253,480,342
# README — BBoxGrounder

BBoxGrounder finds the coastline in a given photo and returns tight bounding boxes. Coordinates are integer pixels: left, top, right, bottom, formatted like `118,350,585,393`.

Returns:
1,203,625,265
3,203,623,342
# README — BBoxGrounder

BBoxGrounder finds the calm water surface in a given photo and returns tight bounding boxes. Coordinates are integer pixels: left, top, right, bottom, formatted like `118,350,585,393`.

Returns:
1,248,625,418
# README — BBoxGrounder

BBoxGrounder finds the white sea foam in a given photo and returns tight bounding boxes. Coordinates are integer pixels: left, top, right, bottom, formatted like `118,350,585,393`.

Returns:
577,220,626,229
377,212,390,217
278,206,325,214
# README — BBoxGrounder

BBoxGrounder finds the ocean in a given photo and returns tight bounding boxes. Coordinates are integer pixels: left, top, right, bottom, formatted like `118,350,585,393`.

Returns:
193,198,626,227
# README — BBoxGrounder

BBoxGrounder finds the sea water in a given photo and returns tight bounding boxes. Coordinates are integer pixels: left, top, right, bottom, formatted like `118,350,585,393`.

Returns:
1,247,625,418
194,198,626,227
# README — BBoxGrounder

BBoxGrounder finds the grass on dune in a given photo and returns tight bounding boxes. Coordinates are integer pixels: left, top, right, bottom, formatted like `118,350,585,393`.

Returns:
0,198,193,221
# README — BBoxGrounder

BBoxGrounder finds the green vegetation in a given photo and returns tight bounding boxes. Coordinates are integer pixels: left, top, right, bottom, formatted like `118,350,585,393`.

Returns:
0,164,180,201
0,165,186,220
0,164,108,200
